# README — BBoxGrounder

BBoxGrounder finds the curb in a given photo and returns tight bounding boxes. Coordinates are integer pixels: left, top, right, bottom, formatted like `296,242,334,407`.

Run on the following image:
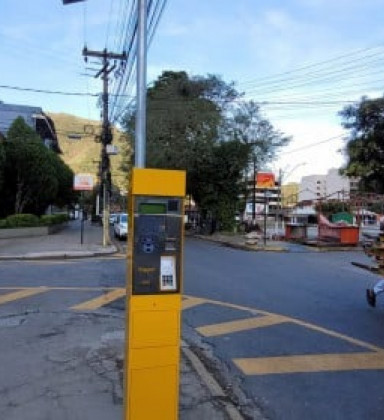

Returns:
181,341,244,420
194,235,288,252
0,246,118,261
193,235,364,253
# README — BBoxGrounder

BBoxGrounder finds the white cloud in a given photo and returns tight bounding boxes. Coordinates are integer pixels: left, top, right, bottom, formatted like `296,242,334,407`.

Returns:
272,118,346,183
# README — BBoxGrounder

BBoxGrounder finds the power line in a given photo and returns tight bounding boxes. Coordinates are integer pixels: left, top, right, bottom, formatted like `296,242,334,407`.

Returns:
0,84,99,97
237,44,384,88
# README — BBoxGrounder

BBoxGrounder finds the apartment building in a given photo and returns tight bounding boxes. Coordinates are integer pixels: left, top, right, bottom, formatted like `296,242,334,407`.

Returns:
298,168,358,202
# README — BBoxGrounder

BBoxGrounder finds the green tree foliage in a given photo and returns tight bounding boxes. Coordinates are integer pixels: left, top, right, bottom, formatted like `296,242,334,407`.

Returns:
1,117,74,217
315,200,350,217
228,101,290,208
121,71,288,229
340,96,384,193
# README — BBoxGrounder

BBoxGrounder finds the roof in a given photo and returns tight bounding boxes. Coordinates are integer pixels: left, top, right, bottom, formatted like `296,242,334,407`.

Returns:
0,102,61,153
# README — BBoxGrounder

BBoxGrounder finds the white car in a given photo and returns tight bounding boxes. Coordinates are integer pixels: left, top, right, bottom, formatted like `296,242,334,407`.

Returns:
114,213,128,240
109,213,118,225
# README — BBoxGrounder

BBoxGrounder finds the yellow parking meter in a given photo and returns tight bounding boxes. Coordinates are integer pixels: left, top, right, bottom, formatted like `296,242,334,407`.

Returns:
124,168,186,420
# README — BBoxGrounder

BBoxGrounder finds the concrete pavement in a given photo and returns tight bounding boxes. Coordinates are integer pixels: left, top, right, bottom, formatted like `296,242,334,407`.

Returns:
0,220,245,419
0,219,117,260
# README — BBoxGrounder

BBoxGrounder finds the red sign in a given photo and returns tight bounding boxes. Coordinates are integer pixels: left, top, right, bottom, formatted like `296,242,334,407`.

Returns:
73,173,94,191
256,173,275,188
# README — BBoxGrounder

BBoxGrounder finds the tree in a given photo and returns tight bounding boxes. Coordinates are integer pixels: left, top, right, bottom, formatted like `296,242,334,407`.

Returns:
339,96,384,193
189,140,249,230
1,117,73,217
228,101,291,210
121,71,289,230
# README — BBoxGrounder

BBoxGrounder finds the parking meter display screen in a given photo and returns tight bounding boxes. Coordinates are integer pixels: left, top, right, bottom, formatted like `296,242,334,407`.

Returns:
139,203,167,214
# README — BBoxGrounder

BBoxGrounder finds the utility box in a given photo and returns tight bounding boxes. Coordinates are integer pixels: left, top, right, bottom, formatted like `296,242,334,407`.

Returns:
124,168,186,420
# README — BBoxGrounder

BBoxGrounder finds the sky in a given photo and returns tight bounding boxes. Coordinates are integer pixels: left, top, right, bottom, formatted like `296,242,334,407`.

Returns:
1,0,384,183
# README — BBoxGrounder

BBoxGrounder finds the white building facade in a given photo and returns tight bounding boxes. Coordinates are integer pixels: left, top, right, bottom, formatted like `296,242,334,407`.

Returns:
299,168,358,202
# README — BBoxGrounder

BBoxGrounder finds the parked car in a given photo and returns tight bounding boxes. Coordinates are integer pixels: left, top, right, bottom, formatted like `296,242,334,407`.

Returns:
114,213,128,240
109,213,118,225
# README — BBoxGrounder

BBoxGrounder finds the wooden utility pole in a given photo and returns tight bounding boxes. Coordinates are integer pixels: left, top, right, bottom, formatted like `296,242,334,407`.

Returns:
82,47,126,246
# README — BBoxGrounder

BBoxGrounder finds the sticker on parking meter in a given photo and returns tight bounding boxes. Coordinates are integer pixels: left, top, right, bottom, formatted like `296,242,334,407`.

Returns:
160,256,177,291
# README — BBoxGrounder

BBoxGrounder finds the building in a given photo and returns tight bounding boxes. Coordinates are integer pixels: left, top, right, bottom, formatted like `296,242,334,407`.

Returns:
281,182,299,207
0,101,61,153
298,168,358,203
244,172,280,218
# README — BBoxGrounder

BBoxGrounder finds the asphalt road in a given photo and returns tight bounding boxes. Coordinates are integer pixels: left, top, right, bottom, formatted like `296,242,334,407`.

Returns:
1,238,384,419
182,238,384,420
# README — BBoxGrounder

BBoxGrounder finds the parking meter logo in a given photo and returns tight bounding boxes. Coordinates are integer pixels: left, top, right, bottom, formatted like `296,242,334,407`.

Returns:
73,173,94,191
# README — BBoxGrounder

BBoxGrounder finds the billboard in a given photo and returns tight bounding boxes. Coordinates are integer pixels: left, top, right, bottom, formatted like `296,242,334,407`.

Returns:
73,173,94,191
256,172,275,189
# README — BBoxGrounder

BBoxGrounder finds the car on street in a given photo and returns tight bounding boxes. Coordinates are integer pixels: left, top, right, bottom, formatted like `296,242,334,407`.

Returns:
114,213,128,240
109,213,118,225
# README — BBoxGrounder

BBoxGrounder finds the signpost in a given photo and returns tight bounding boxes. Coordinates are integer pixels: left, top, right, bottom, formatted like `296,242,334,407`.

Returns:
73,173,94,244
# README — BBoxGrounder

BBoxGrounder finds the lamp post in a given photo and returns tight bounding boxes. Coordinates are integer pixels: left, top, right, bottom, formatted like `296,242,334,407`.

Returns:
278,162,306,231
263,190,272,245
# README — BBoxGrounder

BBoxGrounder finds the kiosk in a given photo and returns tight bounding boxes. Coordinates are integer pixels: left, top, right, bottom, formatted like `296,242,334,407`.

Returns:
124,168,186,420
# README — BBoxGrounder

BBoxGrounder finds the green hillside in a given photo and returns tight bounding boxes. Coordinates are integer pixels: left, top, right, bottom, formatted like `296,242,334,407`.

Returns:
48,113,130,192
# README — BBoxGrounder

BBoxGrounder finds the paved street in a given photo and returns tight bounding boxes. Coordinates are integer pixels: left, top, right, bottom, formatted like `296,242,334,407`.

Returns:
182,238,384,419
1,230,384,419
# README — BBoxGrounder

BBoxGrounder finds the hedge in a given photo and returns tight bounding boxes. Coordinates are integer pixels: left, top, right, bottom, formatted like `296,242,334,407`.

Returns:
40,214,69,226
5,214,40,228
0,213,69,229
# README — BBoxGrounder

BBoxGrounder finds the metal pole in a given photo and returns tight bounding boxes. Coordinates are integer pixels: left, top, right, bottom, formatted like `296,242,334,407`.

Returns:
252,155,256,224
264,190,267,246
80,191,84,245
102,51,111,246
135,0,147,168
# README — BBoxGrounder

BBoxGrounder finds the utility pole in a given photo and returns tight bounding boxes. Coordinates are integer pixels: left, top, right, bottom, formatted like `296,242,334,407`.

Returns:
82,47,127,246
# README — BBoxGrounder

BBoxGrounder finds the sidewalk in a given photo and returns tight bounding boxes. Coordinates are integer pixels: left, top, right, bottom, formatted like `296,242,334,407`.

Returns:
0,220,245,419
0,219,117,259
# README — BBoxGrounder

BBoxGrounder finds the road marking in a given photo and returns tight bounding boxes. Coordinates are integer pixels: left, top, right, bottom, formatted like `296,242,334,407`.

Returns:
196,296,384,353
0,287,48,305
182,297,206,310
71,288,126,310
233,352,384,375
0,287,121,291
196,315,289,337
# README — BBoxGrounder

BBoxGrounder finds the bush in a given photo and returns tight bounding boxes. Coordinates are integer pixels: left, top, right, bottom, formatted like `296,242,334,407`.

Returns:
5,214,40,228
0,219,7,228
40,214,69,226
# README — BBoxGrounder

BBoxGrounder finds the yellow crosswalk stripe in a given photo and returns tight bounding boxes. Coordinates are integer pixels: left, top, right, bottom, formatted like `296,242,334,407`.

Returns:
234,352,384,375
182,297,206,310
71,288,126,311
0,287,49,305
196,315,289,337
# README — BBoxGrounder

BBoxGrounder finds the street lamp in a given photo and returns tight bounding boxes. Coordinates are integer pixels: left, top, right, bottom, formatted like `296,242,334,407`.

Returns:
263,190,273,245
62,0,85,4
278,162,306,230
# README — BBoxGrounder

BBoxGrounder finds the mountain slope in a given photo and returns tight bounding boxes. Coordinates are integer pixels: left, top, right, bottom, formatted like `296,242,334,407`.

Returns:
48,113,130,192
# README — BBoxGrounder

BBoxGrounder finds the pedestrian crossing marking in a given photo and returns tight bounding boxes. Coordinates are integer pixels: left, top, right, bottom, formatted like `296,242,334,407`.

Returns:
70,288,126,310
0,287,383,378
233,352,384,375
0,287,49,305
196,315,289,337
182,297,206,310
